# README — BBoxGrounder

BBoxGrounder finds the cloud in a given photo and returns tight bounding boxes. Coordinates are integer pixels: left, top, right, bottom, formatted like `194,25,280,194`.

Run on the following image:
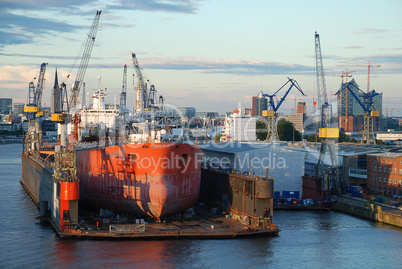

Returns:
340,46,364,50
0,52,77,60
345,54,402,74
351,28,392,35
139,57,312,75
116,0,201,14
0,0,200,47
0,9,79,46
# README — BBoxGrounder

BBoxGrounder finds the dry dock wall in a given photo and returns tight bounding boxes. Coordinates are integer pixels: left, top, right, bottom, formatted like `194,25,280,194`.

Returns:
335,200,402,228
21,155,53,206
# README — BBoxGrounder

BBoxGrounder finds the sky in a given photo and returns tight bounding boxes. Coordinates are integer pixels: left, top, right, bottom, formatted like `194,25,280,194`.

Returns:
1,0,402,115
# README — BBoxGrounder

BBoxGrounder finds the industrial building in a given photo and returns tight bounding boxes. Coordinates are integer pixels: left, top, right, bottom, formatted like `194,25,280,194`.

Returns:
201,141,306,199
376,131,402,143
367,152,402,197
286,102,307,132
177,107,196,118
201,140,402,200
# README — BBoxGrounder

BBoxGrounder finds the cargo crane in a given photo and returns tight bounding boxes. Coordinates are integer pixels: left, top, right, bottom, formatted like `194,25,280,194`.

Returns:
120,64,127,112
68,10,102,112
131,53,159,111
314,32,340,195
35,63,47,114
262,78,305,141
131,53,148,112
52,10,101,146
25,63,47,119
335,81,379,144
24,63,47,154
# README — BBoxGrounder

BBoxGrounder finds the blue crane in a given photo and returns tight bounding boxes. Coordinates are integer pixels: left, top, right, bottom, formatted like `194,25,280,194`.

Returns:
262,77,305,113
335,80,380,144
262,77,305,141
335,81,379,116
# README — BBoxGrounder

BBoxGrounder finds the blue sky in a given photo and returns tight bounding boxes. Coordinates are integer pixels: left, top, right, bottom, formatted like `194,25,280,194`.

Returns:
1,0,401,115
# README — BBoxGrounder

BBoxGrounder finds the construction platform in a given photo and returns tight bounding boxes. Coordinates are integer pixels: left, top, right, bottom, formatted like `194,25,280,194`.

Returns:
50,207,280,240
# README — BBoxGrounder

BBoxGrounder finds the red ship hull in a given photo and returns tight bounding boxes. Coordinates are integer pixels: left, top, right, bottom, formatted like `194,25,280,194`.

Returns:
76,142,202,218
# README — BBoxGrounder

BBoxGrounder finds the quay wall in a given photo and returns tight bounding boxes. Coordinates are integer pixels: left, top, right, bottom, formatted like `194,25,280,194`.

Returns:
335,199,402,228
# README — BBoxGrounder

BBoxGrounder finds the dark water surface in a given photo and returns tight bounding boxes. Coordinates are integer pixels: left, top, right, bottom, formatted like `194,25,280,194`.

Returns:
0,144,401,268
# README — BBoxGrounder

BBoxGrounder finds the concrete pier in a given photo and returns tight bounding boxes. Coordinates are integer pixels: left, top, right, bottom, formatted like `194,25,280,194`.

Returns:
335,196,402,228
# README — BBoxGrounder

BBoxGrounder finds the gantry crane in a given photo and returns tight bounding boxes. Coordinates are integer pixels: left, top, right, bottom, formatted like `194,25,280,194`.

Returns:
314,31,340,195
335,81,379,144
120,64,127,111
261,77,305,141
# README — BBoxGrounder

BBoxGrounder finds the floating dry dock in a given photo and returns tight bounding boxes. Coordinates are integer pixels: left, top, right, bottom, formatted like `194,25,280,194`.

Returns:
51,207,279,239
21,148,279,239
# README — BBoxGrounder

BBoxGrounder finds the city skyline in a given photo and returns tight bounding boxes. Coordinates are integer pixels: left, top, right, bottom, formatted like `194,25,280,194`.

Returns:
1,0,401,114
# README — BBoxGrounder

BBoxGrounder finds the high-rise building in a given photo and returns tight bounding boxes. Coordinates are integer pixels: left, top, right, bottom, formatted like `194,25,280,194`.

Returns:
252,92,267,117
0,98,12,114
296,102,306,114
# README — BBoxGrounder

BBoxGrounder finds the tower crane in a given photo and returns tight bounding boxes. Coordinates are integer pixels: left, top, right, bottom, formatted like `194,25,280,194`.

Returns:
68,10,102,112
314,32,340,195
350,61,381,94
261,77,305,141
335,81,379,144
120,64,127,111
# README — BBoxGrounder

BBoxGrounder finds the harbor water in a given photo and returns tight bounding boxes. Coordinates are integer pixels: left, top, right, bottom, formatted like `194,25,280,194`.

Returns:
0,143,401,268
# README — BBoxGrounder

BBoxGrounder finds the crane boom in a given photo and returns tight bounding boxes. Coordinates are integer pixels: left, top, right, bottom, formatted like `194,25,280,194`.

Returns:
262,78,305,141
120,64,127,110
315,32,331,128
335,82,379,114
69,10,102,111
315,32,328,105
263,78,305,112
35,63,47,109
131,53,148,111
